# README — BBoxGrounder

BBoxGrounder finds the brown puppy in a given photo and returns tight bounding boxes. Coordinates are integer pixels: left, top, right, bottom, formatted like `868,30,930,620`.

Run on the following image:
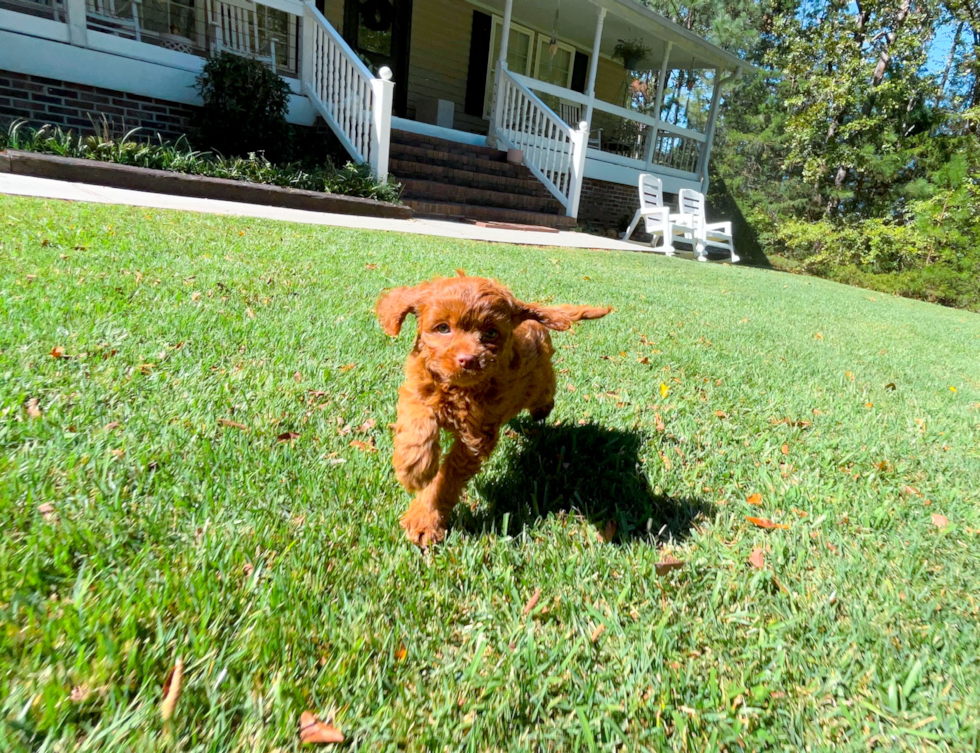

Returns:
376,272,611,546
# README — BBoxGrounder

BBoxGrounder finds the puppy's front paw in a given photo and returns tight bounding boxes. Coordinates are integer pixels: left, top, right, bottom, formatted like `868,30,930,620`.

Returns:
400,499,448,548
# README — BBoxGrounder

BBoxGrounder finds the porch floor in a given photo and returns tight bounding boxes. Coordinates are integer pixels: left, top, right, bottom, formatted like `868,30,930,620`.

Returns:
0,173,650,251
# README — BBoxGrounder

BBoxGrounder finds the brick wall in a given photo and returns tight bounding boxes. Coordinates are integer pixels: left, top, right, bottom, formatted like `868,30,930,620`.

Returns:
0,70,197,141
578,177,677,239
0,69,348,164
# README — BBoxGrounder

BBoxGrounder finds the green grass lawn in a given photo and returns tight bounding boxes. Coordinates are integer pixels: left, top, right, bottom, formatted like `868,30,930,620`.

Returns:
2,196,979,752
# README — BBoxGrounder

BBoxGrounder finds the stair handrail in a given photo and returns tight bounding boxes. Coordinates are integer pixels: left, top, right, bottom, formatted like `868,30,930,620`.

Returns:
300,1,393,180
492,64,587,217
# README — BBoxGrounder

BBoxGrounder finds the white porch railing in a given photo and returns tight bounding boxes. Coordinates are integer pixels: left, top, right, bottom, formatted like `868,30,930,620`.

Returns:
300,1,392,180
507,73,707,181
494,65,587,217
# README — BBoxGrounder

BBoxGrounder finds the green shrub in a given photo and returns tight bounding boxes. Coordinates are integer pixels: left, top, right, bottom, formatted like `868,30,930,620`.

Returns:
194,52,291,161
1,120,402,203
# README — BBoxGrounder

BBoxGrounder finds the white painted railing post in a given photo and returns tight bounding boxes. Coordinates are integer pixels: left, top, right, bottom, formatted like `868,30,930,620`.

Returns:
300,6,315,90
65,0,88,46
696,67,739,193
491,62,510,142
567,120,588,218
370,66,394,181
645,41,672,170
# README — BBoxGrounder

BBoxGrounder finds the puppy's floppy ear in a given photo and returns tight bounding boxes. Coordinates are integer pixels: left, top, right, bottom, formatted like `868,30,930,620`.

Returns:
513,301,572,331
376,284,427,336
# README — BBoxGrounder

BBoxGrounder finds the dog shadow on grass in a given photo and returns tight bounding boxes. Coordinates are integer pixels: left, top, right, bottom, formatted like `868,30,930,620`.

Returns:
462,417,713,544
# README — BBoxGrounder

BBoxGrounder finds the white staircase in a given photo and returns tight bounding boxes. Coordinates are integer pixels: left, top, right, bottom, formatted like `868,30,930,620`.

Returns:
299,1,393,180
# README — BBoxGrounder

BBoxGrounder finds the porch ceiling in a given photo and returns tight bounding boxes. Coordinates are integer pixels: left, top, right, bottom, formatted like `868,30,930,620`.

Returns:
467,0,755,72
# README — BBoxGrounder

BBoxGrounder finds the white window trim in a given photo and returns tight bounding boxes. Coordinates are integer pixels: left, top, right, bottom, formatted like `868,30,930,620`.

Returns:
532,36,575,89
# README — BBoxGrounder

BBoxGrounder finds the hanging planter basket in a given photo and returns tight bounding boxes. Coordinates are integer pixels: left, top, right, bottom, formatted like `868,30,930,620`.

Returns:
613,38,652,72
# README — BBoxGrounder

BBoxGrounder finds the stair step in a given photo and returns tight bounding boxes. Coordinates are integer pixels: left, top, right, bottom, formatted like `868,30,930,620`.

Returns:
400,178,562,214
405,199,577,229
389,159,551,198
389,143,530,179
391,129,505,160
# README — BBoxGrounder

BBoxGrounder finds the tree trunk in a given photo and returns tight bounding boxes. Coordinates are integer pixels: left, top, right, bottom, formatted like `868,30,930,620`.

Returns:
870,0,913,90
826,0,870,196
934,20,964,108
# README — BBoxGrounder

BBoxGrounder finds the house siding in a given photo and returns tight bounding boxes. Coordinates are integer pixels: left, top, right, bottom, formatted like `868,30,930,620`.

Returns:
406,0,487,134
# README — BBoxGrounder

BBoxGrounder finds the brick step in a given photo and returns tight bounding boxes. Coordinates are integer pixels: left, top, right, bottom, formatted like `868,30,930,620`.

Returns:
391,129,505,160
389,159,552,198
405,199,577,229
400,178,563,214
389,142,530,179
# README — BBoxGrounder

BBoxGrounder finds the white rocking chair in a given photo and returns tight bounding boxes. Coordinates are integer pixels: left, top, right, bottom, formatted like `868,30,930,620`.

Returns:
622,174,672,252
670,188,738,263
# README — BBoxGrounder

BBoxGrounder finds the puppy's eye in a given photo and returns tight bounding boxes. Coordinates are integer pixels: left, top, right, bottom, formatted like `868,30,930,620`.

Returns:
483,328,499,341
434,323,451,334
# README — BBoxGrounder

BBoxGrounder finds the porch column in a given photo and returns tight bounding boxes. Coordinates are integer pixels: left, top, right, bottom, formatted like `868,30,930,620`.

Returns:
486,0,515,147
65,0,88,47
696,67,739,193
643,40,672,169
582,6,606,127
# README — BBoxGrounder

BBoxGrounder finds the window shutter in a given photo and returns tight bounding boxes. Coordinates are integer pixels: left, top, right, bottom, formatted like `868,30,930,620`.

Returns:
465,11,492,117
571,51,589,93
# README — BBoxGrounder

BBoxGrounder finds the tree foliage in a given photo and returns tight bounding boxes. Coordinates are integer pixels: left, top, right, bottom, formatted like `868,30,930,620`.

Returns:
643,0,980,311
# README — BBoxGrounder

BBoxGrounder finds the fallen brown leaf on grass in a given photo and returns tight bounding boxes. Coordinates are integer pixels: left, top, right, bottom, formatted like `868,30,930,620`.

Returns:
746,516,790,530
931,513,949,529
350,438,377,453
299,711,344,745
294,371,303,383
69,685,91,703
277,431,300,443
769,417,812,428
218,418,248,431
395,643,407,661
338,364,357,373
714,410,728,419
654,556,684,576
590,624,605,643
356,418,376,433
746,493,763,506
781,444,789,455
365,263,378,270
637,356,650,364
902,485,920,496
160,657,183,722
50,346,65,359
601,520,616,543
103,421,121,432
38,503,58,523
748,548,765,569
522,588,541,616
27,398,42,419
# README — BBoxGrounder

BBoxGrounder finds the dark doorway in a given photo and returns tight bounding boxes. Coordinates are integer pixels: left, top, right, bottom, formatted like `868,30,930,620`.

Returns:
343,0,412,116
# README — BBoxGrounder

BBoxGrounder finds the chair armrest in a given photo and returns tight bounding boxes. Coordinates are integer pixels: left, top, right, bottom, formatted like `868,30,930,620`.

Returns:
640,206,670,217
705,221,732,235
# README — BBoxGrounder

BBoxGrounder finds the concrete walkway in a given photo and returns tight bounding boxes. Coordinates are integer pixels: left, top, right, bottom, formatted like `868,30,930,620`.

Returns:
0,173,654,253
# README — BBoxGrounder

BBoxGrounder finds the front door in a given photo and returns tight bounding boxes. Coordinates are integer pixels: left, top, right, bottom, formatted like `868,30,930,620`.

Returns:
343,0,412,116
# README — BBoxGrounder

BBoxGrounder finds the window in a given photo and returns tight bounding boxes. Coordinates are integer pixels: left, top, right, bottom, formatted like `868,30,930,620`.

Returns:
533,37,574,89
483,16,534,119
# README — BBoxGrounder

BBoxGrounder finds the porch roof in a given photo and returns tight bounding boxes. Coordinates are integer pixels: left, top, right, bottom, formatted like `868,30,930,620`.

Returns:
468,0,757,73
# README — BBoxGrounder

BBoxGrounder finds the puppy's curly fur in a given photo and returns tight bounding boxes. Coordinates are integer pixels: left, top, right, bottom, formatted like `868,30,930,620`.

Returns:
376,272,611,546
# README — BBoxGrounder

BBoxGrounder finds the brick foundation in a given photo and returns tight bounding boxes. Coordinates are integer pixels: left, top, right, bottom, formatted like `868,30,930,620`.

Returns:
0,71,197,142
577,177,681,240
0,69,347,164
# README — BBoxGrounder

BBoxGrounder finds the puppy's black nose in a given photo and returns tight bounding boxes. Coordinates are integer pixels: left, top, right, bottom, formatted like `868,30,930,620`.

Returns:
456,354,478,369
